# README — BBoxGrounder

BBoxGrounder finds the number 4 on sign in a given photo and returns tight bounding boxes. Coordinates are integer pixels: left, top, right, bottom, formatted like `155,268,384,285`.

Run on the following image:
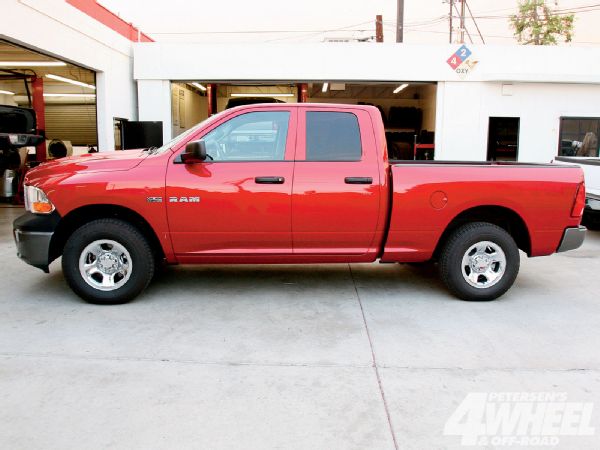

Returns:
446,54,462,70
443,393,487,445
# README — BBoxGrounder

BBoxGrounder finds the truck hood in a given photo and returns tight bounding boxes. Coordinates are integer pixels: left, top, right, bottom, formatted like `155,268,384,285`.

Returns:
25,149,148,184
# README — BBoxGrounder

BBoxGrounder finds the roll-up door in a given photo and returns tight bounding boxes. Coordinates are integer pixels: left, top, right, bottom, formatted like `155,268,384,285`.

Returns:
44,104,97,146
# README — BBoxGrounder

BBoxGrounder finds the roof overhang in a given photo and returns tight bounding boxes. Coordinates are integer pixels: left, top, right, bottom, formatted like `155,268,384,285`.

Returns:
133,42,600,85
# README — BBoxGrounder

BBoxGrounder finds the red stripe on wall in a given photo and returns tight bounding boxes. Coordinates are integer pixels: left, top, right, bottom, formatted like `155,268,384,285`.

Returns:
66,0,154,42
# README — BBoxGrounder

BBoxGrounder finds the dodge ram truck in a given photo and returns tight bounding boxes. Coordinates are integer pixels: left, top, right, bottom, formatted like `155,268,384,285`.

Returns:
13,104,587,304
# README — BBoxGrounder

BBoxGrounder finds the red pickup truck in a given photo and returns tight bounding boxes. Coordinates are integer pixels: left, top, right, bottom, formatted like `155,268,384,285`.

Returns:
14,104,586,304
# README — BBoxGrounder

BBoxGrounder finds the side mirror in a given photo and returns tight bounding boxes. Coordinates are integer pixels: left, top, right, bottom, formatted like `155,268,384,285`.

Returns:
181,140,207,163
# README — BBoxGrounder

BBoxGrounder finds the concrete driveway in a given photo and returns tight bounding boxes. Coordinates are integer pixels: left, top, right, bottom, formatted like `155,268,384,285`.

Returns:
1,205,599,449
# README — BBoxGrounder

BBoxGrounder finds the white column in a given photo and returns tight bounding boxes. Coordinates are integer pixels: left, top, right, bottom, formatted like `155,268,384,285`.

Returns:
95,71,113,152
96,66,137,152
137,79,172,144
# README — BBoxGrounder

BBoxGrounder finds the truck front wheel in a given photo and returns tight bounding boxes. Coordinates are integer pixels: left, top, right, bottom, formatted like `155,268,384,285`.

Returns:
62,219,155,304
439,222,520,301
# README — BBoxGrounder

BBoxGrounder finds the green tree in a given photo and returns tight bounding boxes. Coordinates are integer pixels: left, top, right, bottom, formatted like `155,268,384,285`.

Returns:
511,0,574,45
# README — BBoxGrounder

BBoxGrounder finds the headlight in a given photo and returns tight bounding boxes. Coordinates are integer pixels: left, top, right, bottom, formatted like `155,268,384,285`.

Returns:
24,185,55,214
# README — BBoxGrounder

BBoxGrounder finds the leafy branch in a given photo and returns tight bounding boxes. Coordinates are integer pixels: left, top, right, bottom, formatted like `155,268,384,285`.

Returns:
511,0,574,45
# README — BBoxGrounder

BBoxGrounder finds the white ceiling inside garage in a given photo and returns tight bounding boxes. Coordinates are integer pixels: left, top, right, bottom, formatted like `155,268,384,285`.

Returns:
0,40,95,104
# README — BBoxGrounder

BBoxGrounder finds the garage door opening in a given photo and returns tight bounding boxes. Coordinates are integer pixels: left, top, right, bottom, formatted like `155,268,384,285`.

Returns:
0,39,97,203
0,40,97,156
170,81,437,160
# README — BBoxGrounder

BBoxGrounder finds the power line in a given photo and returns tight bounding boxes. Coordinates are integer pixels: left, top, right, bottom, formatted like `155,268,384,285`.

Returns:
265,21,376,43
469,4,600,20
144,3,600,38
465,0,485,44
383,17,447,28
147,21,374,35
145,3,600,44
382,23,600,44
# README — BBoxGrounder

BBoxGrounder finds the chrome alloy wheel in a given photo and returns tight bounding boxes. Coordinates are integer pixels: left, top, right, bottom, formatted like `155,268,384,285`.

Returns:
461,241,506,289
78,240,133,291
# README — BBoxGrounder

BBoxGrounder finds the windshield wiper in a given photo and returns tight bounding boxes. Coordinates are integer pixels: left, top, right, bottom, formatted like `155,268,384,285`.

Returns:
144,146,159,154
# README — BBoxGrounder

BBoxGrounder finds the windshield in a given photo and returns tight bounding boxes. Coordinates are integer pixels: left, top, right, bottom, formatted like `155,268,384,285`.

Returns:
151,111,228,155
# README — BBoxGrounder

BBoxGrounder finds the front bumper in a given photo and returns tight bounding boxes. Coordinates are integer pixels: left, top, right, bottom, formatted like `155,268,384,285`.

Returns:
13,211,60,272
556,226,587,253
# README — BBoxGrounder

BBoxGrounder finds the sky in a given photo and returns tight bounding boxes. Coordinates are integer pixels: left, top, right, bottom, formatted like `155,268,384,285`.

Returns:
99,0,600,45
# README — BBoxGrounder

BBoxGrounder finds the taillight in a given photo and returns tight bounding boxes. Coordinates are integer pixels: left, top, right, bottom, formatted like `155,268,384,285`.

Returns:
571,182,586,218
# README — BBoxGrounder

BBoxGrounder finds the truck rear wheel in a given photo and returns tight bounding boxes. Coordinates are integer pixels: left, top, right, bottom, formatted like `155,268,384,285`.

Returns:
62,219,154,304
439,222,520,301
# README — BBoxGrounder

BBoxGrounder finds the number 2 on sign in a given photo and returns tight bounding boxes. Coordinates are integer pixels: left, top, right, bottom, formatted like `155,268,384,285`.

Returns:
460,49,467,57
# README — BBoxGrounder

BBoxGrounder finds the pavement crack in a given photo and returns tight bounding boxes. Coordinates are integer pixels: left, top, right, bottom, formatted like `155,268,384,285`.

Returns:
349,264,399,450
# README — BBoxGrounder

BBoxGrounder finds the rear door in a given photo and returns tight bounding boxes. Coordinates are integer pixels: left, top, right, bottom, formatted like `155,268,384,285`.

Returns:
292,107,382,255
166,107,296,257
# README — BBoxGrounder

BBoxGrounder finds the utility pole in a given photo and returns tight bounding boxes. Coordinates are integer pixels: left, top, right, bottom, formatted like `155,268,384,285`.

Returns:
396,0,404,42
449,0,454,43
449,0,484,45
459,0,466,44
375,15,384,42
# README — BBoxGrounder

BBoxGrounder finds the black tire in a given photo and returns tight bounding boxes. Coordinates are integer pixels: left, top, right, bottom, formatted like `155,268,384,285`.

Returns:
62,219,155,304
439,222,520,301
582,213,600,231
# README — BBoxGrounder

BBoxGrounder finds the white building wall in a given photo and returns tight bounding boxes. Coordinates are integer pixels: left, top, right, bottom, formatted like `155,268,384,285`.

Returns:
133,43,600,84
0,0,137,151
133,42,600,161
137,80,172,143
437,82,600,162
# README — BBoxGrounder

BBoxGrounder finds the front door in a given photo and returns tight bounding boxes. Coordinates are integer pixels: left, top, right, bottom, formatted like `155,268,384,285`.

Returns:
292,107,382,255
166,109,296,257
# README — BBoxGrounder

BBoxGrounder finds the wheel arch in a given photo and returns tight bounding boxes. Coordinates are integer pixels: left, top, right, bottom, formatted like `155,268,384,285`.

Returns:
434,205,531,258
49,204,165,264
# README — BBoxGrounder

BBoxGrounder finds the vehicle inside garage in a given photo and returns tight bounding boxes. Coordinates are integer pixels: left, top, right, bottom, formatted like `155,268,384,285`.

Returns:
170,81,437,160
0,40,97,204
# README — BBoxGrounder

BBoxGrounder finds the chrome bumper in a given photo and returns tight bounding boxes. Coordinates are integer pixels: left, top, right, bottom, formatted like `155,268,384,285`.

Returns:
557,226,586,253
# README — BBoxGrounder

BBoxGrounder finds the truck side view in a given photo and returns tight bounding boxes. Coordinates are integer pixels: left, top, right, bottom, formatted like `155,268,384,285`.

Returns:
13,104,586,304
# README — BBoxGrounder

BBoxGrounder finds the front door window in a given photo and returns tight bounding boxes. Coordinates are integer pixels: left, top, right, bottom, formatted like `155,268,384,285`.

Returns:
202,111,290,161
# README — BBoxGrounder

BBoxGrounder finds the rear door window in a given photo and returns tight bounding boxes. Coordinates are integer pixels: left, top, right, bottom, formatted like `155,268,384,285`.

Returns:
305,112,362,161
